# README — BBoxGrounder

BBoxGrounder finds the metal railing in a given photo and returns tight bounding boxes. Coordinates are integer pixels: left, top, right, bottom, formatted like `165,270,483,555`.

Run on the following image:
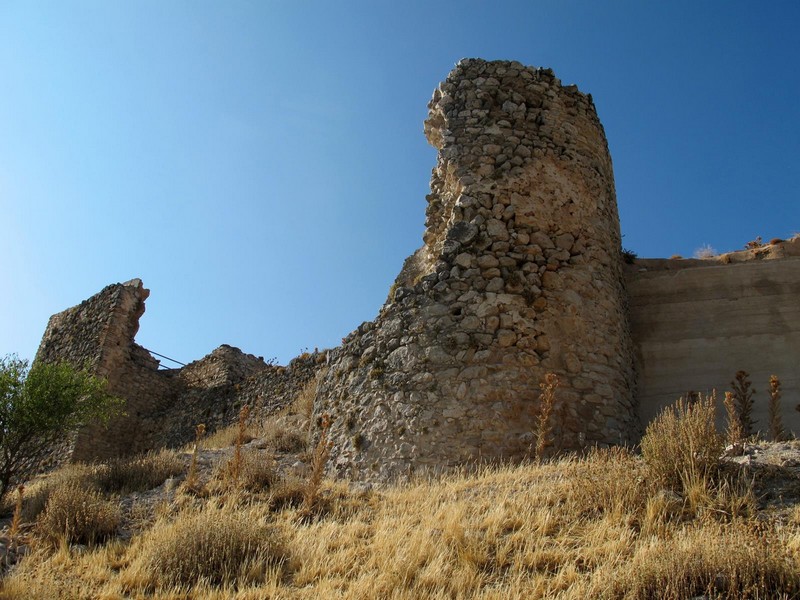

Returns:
145,349,186,369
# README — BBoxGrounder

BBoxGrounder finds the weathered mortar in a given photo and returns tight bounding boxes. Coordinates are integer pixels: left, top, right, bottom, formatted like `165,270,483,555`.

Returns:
314,59,638,481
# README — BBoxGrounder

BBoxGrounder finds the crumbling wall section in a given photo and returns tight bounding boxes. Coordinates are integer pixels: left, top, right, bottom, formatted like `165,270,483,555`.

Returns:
35,279,180,462
150,347,326,448
315,59,637,481
34,280,328,462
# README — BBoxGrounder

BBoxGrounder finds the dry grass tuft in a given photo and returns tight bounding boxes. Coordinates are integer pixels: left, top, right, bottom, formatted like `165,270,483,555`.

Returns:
229,405,252,485
37,482,121,545
213,449,277,493
90,449,184,495
293,373,321,419
122,505,286,591
268,476,308,512
259,421,308,453
589,523,800,599
5,464,94,524
184,423,206,493
300,413,332,518
203,422,252,449
641,393,722,492
9,484,24,539
694,243,717,258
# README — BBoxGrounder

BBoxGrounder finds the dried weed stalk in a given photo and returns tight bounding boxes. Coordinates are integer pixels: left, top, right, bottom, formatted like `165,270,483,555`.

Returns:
300,413,332,518
723,391,744,448
185,423,206,492
768,375,786,442
534,373,558,460
230,405,251,485
9,484,23,540
730,370,755,438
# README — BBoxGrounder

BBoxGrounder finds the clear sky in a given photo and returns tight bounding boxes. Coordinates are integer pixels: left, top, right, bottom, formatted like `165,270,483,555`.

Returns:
2,1,798,366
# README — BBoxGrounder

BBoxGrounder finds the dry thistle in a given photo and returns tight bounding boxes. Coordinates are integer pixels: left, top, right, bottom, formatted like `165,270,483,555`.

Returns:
730,370,755,438
723,391,744,449
768,375,786,442
9,484,24,541
300,413,332,518
231,405,251,485
744,236,764,249
534,373,558,461
186,423,206,492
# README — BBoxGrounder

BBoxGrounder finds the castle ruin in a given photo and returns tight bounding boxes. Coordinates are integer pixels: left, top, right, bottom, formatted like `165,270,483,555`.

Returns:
34,59,800,479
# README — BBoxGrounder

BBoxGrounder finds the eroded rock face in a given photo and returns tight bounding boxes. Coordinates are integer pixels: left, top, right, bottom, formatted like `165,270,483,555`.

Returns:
315,59,638,481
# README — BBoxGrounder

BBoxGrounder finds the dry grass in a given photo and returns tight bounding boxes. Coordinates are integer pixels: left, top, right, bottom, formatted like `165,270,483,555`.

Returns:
300,413,331,518
120,503,287,591
90,449,184,495
641,393,722,492
258,420,308,453
37,482,121,545
202,417,307,455
588,523,798,599
212,449,277,493
203,422,252,449
3,391,800,598
293,373,320,419
2,452,799,599
184,423,206,492
4,464,88,523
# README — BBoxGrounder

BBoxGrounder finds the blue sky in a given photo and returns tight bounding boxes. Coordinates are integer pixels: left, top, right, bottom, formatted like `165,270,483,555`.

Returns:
2,1,798,366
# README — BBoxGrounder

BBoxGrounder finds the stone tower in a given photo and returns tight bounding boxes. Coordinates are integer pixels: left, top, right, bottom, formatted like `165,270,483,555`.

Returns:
315,59,637,480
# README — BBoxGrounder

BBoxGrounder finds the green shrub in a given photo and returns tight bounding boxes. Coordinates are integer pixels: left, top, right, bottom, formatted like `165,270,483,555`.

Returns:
0,355,122,500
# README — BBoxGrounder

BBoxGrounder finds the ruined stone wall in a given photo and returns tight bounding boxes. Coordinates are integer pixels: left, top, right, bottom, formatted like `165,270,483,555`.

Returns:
315,59,637,481
35,279,180,462
151,347,326,449
627,239,800,434
35,280,326,463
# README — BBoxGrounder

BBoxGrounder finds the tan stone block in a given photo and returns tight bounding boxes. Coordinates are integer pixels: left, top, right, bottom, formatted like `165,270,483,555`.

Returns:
497,330,517,347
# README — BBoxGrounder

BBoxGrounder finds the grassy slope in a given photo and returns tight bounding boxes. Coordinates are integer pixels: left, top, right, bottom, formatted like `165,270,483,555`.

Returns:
2,446,800,599
2,391,800,599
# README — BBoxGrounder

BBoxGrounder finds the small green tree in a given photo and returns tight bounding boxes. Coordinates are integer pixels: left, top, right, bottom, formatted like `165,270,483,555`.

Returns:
0,355,123,500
